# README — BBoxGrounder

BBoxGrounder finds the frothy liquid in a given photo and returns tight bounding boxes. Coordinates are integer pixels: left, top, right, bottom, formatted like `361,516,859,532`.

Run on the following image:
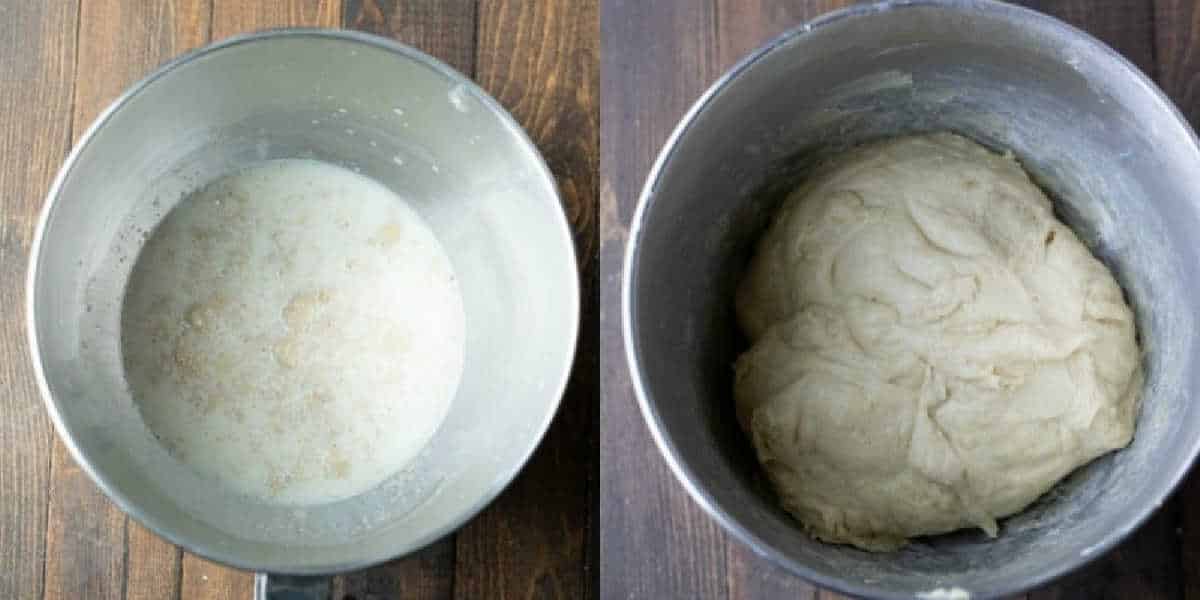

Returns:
122,159,464,505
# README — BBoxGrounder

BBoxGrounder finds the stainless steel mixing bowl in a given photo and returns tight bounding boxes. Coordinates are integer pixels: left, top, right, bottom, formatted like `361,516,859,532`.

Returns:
623,1,1200,598
28,30,578,597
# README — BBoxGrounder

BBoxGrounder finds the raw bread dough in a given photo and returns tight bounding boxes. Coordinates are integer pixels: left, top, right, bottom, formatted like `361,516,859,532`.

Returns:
735,133,1141,551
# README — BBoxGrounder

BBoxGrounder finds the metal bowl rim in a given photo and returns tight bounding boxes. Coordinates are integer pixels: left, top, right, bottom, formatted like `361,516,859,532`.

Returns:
621,0,1200,597
27,27,580,576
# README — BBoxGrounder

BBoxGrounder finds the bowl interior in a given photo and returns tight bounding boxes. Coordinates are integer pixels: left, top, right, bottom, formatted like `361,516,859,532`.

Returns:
628,2,1200,597
31,32,577,573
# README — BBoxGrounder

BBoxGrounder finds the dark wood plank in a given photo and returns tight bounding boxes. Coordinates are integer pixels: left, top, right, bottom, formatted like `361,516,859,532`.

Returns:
726,552,819,600
1154,3,1200,599
171,3,341,599
43,481,125,600
1013,0,1157,77
1156,0,1200,128
1016,4,1172,598
210,0,340,42
0,4,78,599
42,1,210,599
126,520,184,600
714,0,856,72
335,542,456,600
1178,473,1200,600
334,2,478,597
452,0,598,598
711,2,856,598
344,0,477,75
180,555,256,600
598,1,732,599
73,2,212,595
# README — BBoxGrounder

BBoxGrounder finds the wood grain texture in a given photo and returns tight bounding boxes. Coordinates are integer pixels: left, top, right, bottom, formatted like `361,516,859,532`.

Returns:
125,520,182,600
211,0,340,41
344,0,477,75
334,541,456,600
179,555,253,600
714,0,857,70
6,1,597,599
711,3,855,597
1156,0,1200,128
43,482,125,600
1155,3,1200,599
195,1,341,598
334,2,479,597
1015,0,1157,76
0,3,79,598
600,1,1186,599
42,1,210,599
1179,474,1200,600
452,1,598,598
598,2,729,599
1020,4,1177,598
475,0,599,269
174,1,335,595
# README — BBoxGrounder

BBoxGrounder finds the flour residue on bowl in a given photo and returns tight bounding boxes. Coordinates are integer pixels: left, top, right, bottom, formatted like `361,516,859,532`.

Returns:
121,159,465,505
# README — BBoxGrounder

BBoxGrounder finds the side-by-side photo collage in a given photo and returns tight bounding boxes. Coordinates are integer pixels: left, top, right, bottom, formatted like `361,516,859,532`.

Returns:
2,1,1197,598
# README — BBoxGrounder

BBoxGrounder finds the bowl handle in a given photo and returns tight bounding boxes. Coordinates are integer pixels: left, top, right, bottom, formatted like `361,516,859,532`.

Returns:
254,573,331,600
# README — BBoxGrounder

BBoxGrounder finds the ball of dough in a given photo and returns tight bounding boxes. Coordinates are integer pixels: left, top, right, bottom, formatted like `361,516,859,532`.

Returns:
734,133,1141,551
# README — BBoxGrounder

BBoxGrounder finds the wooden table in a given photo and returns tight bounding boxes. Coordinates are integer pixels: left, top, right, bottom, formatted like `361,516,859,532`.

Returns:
0,1,597,599
601,1,1200,598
